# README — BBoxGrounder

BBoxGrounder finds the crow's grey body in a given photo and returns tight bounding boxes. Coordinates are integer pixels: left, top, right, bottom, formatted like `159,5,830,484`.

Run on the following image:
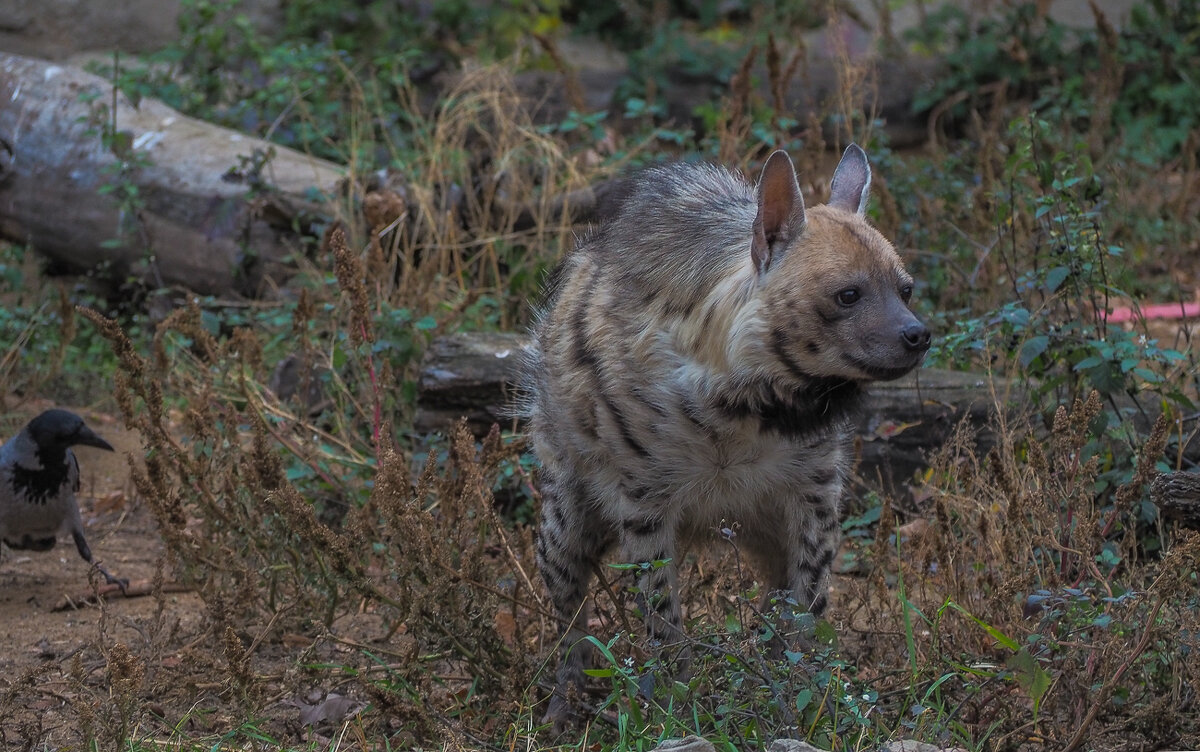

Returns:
0,409,126,588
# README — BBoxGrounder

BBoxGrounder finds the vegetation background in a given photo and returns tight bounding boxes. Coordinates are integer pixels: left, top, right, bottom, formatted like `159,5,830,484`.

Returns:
0,0,1198,750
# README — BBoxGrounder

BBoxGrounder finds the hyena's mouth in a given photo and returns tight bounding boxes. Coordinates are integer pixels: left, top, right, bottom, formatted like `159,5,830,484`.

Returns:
842,354,923,382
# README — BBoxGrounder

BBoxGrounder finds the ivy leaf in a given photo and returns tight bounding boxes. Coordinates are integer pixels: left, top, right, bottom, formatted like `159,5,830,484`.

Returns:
1044,265,1070,293
1019,335,1050,368
1007,647,1052,708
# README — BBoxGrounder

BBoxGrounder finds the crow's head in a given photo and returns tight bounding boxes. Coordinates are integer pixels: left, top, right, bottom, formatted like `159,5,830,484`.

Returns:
25,410,114,453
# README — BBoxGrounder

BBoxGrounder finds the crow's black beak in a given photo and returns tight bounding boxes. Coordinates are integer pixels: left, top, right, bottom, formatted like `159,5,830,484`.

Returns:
76,426,115,452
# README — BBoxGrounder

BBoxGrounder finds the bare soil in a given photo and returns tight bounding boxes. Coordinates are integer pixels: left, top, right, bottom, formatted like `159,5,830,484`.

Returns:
0,400,208,746
0,400,190,639
0,399,438,748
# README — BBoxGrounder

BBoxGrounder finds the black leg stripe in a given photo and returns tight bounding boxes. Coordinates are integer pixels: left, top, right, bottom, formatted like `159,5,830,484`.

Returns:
622,516,664,537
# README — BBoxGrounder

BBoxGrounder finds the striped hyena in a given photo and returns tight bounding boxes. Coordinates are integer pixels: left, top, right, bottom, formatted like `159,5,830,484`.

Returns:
523,145,929,725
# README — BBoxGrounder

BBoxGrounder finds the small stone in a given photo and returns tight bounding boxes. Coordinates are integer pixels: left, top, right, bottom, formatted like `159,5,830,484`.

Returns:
768,739,828,752
882,741,967,752
655,736,717,752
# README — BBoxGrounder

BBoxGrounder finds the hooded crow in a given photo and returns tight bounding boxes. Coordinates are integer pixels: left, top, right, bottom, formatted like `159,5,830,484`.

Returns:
0,409,127,589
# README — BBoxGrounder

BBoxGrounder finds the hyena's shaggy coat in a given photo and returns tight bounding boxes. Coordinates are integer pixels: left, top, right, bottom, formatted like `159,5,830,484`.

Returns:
523,145,929,725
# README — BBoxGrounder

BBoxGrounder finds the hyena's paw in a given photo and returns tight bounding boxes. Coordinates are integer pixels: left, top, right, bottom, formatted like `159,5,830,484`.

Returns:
760,591,824,660
541,684,585,736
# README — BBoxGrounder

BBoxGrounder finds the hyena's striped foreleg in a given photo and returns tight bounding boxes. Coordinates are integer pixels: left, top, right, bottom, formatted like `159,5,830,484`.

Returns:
618,503,691,683
784,491,840,618
755,488,841,652
537,472,613,727
773,451,845,621
745,483,842,654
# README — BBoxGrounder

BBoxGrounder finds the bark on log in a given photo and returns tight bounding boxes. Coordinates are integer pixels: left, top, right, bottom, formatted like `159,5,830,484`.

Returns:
0,53,345,296
416,331,1016,487
416,332,533,435
1149,472,1200,529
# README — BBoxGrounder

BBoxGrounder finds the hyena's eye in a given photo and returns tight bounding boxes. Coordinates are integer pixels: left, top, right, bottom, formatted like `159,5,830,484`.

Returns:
900,284,913,303
836,288,861,306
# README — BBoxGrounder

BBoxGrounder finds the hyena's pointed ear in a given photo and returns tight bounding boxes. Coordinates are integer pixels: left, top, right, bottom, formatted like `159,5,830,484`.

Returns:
752,150,807,274
828,143,872,215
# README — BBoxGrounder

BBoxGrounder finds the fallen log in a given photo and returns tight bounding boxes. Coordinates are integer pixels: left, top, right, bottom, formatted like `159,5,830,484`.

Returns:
1149,472,1200,529
416,332,533,436
415,331,1019,488
0,52,345,296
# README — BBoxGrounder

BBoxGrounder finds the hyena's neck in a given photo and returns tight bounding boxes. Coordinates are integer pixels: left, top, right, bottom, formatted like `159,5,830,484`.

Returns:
669,261,760,370
691,365,863,439
665,269,864,439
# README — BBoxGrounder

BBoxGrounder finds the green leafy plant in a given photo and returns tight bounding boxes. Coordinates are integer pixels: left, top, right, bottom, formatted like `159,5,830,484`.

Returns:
929,118,1193,435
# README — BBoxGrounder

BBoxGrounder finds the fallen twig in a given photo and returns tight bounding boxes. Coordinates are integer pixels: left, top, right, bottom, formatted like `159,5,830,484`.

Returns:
53,579,194,611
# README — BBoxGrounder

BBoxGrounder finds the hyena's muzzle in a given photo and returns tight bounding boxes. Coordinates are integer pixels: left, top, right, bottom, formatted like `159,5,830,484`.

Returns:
844,293,930,381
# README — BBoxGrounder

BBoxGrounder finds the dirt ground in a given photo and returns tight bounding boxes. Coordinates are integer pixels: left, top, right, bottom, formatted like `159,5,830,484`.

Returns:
0,400,210,745
0,399,194,635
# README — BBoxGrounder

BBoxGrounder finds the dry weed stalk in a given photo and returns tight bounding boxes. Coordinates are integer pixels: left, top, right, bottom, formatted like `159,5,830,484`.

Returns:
1085,2,1123,156
105,641,146,746
531,31,586,114
824,9,879,152
78,253,542,731
348,66,587,329
853,387,1197,745
766,32,804,120
0,664,57,746
714,34,810,172
715,44,758,168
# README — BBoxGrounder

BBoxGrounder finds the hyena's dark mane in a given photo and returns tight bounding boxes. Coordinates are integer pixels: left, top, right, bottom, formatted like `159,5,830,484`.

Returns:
707,374,863,441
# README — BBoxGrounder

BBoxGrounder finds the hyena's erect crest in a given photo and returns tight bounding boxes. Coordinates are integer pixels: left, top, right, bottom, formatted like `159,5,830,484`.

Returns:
523,145,929,729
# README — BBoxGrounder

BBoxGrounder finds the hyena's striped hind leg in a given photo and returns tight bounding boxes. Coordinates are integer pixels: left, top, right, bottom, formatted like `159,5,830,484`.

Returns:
537,473,614,729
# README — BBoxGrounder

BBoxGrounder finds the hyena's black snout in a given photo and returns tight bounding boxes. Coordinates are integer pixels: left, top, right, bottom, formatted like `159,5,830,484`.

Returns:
900,321,931,353
864,311,930,381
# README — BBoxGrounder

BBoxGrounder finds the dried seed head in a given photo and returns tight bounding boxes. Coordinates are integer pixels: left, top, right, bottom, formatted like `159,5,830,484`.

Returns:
363,188,407,230
1028,438,1049,478
230,326,263,371
328,223,373,346
988,446,1017,501
222,626,251,688
1112,413,1172,529
1052,404,1070,438
1083,389,1103,425
106,642,145,699
293,287,316,337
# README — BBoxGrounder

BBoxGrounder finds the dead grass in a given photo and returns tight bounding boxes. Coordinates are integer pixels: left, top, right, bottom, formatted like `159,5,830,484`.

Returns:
838,390,1198,749
326,65,593,332
30,229,1191,749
